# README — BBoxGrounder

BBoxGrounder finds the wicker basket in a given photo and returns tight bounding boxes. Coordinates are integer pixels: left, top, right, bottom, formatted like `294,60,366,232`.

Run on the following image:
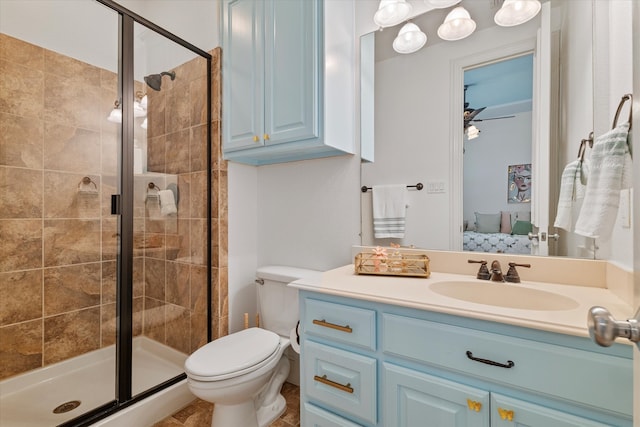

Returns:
354,252,430,278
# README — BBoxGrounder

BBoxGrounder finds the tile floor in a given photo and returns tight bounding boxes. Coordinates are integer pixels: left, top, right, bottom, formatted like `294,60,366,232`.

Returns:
153,382,300,427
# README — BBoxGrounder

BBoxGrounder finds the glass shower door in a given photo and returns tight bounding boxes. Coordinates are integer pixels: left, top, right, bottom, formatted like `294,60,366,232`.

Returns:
129,21,210,397
0,1,120,424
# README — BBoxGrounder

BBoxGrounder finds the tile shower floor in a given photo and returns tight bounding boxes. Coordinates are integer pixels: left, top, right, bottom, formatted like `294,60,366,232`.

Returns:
153,382,300,427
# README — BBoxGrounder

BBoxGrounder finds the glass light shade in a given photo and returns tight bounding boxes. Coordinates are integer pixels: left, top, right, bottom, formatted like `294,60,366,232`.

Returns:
437,6,476,41
494,0,541,27
374,0,412,28
466,125,480,140
141,118,148,129
393,22,427,54
133,100,146,117
107,107,122,123
424,0,460,8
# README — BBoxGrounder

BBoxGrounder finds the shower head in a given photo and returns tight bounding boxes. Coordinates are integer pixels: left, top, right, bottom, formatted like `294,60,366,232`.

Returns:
144,71,176,91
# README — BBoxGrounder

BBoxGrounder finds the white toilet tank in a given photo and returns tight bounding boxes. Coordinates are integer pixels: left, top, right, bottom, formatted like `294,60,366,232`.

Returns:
255,266,319,337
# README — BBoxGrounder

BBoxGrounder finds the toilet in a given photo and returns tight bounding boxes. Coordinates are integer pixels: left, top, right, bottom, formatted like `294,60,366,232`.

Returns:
184,266,319,427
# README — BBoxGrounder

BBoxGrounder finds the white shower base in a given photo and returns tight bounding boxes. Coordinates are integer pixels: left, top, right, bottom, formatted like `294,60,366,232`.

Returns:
0,337,195,427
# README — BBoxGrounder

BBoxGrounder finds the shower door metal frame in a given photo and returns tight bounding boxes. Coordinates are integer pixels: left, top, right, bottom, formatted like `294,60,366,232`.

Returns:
59,1,213,425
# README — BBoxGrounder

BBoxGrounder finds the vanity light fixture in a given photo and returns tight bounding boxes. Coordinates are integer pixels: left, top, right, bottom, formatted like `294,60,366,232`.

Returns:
424,0,461,8
466,124,480,140
393,22,427,54
107,100,122,123
374,0,413,28
494,0,541,27
107,91,148,123
437,6,476,41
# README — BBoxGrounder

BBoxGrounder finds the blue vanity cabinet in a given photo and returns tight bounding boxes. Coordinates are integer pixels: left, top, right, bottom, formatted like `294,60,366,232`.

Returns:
221,0,355,165
298,291,634,427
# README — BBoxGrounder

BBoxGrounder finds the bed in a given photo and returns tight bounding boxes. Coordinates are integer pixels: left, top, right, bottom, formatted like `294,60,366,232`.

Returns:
463,231,531,254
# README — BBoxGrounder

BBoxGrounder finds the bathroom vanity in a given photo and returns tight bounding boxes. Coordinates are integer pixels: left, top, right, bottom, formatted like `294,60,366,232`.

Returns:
292,265,634,427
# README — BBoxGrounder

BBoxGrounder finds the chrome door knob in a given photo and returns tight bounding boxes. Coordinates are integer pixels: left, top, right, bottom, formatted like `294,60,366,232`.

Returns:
587,306,640,347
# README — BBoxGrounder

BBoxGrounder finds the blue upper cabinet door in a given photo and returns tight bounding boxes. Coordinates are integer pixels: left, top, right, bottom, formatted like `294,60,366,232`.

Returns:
222,0,264,151
263,0,320,145
384,363,490,427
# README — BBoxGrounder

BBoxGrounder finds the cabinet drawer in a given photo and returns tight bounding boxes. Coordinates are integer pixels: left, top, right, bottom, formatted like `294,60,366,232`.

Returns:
303,402,363,427
491,394,612,427
303,340,377,424
382,313,632,416
304,298,376,351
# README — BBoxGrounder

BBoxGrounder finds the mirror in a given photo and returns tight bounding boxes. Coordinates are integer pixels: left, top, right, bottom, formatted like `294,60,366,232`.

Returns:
360,0,633,262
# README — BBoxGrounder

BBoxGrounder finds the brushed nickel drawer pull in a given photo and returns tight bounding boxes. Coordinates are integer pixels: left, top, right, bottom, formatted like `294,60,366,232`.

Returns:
312,319,352,333
313,374,354,394
466,351,514,369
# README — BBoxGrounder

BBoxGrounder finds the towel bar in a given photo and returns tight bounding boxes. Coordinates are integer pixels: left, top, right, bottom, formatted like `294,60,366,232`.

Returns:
361,183,423,193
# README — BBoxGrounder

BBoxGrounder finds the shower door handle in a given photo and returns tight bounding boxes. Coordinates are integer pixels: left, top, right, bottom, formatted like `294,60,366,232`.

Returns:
111,194,121,215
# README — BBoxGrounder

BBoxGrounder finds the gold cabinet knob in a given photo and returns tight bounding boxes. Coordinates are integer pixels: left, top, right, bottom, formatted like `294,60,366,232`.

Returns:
263,134,270,140
498,408,514,421
253,135,259,142
466,399,482,412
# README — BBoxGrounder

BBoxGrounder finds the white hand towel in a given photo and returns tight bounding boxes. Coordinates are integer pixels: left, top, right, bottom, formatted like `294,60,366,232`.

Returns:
574,122,631,239
372,184,408,238
159,189,177,216
553,159,588,231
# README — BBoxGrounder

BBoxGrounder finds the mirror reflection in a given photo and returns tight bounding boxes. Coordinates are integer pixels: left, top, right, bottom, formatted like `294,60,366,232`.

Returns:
360,0,633,262
463,54,534,255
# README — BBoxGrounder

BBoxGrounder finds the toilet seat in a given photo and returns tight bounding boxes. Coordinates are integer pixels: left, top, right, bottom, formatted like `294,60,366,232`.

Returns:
185,328,281,382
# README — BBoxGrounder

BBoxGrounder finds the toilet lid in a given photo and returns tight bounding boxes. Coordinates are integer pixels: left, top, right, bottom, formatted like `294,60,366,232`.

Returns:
185,327,280,379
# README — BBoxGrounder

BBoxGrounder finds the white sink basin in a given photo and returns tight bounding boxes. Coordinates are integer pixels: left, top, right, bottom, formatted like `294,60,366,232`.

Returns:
429,281,580,311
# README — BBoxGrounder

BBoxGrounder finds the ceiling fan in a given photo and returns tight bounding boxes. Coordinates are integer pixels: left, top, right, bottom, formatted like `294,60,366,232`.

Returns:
463,85,515,131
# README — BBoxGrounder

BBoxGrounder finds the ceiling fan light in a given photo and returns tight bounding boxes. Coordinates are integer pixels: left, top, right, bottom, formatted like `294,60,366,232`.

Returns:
494,0,541,27
374,0,413,28
466,125,480,140
424,0,460,8
437,6,476,41
393,22,427,54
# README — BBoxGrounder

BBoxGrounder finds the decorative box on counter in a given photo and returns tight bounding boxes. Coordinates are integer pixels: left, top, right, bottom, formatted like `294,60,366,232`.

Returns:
354,248,430,278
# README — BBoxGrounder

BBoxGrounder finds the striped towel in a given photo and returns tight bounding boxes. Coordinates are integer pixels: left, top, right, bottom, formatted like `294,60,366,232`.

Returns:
372,185,407,238
553,158,588,231
574,123,632,239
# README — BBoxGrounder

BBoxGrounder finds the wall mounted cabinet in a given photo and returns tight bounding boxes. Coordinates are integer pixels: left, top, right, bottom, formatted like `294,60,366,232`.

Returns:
221,0,355,165
299,292,633,427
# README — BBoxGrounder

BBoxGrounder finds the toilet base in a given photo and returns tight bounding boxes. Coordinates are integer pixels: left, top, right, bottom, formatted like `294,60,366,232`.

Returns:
208,393,286,427
257,394,286,427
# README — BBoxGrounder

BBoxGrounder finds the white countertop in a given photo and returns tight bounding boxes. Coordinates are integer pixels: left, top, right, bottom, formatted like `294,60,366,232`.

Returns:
290,265,635,341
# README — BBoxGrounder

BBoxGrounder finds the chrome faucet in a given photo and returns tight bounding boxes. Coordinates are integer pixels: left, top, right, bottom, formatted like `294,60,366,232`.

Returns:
489,260,505,282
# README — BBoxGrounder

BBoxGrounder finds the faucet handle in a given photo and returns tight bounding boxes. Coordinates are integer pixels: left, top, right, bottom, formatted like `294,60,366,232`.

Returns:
505,262,531,283
468,259,490,280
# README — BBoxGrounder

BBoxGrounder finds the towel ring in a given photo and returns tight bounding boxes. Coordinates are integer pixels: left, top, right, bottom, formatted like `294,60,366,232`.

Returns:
612,93,633,130
577,139,587,162
78,176,98,191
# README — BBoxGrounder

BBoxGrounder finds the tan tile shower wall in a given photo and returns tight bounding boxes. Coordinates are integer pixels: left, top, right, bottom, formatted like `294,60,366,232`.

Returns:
0,34,227,380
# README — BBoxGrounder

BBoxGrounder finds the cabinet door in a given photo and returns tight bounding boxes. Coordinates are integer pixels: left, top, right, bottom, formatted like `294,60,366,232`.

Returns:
222,0,264,151
263,0,320,145
384,363,490,427
491,394,612,427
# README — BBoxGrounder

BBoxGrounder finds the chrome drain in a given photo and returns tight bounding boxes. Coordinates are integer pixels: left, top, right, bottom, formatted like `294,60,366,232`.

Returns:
53,400,81,414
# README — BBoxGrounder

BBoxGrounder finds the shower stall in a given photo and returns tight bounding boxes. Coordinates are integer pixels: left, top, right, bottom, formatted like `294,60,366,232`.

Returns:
0,1,225,425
